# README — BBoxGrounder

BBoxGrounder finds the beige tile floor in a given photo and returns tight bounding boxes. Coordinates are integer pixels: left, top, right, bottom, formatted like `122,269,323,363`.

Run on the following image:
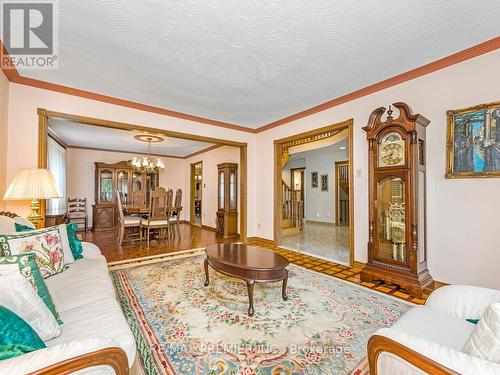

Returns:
281,221,350,265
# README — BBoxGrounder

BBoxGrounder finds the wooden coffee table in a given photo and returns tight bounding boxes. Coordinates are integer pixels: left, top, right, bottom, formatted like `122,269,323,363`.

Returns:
204,243,289,316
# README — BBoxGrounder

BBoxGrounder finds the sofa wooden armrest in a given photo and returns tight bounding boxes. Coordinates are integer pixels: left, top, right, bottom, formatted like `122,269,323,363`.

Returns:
28,347,129,375
367,335,458,375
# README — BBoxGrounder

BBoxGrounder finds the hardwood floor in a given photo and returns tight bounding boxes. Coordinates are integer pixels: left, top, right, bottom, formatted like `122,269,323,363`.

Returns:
81,223,234,263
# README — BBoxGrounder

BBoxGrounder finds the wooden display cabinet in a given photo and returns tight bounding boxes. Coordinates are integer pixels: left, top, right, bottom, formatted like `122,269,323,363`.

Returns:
93,161,159,231
216,163,238,239
362,102,433,298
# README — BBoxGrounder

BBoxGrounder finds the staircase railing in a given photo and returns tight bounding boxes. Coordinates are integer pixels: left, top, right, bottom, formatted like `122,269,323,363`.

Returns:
337,163,349,225
282,180,303,230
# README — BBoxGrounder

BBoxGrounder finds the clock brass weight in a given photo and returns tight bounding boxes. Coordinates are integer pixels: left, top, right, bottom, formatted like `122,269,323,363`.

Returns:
362,102,433,298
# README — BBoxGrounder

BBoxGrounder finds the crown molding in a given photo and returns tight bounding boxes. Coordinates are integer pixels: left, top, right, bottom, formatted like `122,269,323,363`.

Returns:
2,37,499,135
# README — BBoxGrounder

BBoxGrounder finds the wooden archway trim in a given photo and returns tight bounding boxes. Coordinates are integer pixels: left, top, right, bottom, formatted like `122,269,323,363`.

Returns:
273,119,354,265
37,109,248,241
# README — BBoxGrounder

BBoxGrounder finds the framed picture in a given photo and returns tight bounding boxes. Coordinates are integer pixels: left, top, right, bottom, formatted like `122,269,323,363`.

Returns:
446,101,500,178
321,174,328,191
311,172,318,188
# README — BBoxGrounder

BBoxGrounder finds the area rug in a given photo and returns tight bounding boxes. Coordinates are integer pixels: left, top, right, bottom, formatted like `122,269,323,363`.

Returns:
111,252,412,375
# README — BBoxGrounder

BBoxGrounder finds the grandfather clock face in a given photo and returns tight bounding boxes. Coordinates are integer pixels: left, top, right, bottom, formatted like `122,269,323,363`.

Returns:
378,131,405,167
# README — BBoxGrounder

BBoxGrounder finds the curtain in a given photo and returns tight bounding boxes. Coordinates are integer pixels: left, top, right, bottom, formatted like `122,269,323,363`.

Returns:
47,137,67,214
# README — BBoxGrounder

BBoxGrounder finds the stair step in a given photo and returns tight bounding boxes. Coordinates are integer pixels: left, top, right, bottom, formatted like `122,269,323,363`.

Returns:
282,227,301,236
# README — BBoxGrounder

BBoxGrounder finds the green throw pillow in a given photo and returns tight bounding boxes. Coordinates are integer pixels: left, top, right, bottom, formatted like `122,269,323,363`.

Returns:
14,223,34,232
0,305,46,359
466,318,479,324
66,224,83,260
0,254,62,324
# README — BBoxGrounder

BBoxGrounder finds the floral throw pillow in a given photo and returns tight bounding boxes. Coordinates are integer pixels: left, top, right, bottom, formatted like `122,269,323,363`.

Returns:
0,227,65,278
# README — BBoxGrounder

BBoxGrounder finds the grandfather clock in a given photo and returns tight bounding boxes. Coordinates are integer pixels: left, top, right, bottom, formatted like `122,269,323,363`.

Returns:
362,102,433,298
216,163,238,239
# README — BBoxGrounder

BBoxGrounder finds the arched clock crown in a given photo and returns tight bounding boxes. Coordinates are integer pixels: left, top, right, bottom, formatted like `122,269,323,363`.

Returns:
361,102,433,298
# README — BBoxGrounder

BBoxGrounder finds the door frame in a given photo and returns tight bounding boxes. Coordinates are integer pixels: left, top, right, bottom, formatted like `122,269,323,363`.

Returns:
190,161,203,226
335,160,349,226
274,119,354,266
37,108,248,241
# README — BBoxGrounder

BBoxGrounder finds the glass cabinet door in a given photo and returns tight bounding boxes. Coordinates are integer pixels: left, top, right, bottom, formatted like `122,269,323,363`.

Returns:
229,169,237,210
117,170,129,202
99,169,113,202
376,176,406,263
218,171,225,210
132,172,143,193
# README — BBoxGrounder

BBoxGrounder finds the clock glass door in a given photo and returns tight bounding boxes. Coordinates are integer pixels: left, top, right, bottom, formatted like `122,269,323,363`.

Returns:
376,176,407,264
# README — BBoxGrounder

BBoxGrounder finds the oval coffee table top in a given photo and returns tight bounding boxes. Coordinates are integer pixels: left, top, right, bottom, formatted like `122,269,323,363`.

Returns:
205,243,289,271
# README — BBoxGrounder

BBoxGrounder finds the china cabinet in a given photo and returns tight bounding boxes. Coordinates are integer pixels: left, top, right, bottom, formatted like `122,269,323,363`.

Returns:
216,163,238,238
362,102,433,297
93,161,159,230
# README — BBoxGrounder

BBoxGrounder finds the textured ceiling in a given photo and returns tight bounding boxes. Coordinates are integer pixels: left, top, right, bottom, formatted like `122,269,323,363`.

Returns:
48,118,214,157
18,1,500,128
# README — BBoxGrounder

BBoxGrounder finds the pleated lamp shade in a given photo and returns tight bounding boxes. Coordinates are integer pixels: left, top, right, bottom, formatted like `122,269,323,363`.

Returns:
3,169,62,200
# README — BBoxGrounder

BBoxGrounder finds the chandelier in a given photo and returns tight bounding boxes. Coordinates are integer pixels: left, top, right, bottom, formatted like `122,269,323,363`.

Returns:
129,135,165,174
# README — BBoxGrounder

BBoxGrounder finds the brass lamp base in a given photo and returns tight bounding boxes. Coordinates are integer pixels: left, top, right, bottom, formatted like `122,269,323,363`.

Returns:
27,199,43,228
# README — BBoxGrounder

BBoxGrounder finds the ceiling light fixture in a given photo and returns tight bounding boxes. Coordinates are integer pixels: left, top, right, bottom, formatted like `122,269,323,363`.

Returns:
129,134,165,174
339,146,347,150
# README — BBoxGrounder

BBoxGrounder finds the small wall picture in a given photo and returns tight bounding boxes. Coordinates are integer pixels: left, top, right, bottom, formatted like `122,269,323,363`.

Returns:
321,174,328,191
311,172,318,188
446,101,500,178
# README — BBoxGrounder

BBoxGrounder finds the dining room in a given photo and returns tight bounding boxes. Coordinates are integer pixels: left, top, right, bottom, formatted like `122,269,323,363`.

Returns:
41,111,246,262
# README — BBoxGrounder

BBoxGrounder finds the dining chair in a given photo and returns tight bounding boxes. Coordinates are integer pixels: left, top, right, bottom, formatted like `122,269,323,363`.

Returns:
170,189,182,237
116,191,141,245
165,188,180,237
141,187,169,248
67,198,88,231
131,190,147,217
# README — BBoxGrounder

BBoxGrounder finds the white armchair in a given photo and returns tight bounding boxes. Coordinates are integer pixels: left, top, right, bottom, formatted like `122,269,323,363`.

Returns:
368,285,500,375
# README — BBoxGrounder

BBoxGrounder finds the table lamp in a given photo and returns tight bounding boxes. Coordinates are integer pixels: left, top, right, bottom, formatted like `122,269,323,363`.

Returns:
3,169,62,227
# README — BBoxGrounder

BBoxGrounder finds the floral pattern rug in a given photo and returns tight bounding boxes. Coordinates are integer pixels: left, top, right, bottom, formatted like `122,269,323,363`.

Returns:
111,253,411,375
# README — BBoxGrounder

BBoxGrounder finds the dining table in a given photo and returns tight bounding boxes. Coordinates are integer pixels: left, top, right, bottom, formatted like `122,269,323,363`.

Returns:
125,206,182,215
124,206,183,237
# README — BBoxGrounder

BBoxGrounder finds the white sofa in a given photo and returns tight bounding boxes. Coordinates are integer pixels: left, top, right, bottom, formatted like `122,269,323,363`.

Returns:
368,285,500,374
0,241,136,375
